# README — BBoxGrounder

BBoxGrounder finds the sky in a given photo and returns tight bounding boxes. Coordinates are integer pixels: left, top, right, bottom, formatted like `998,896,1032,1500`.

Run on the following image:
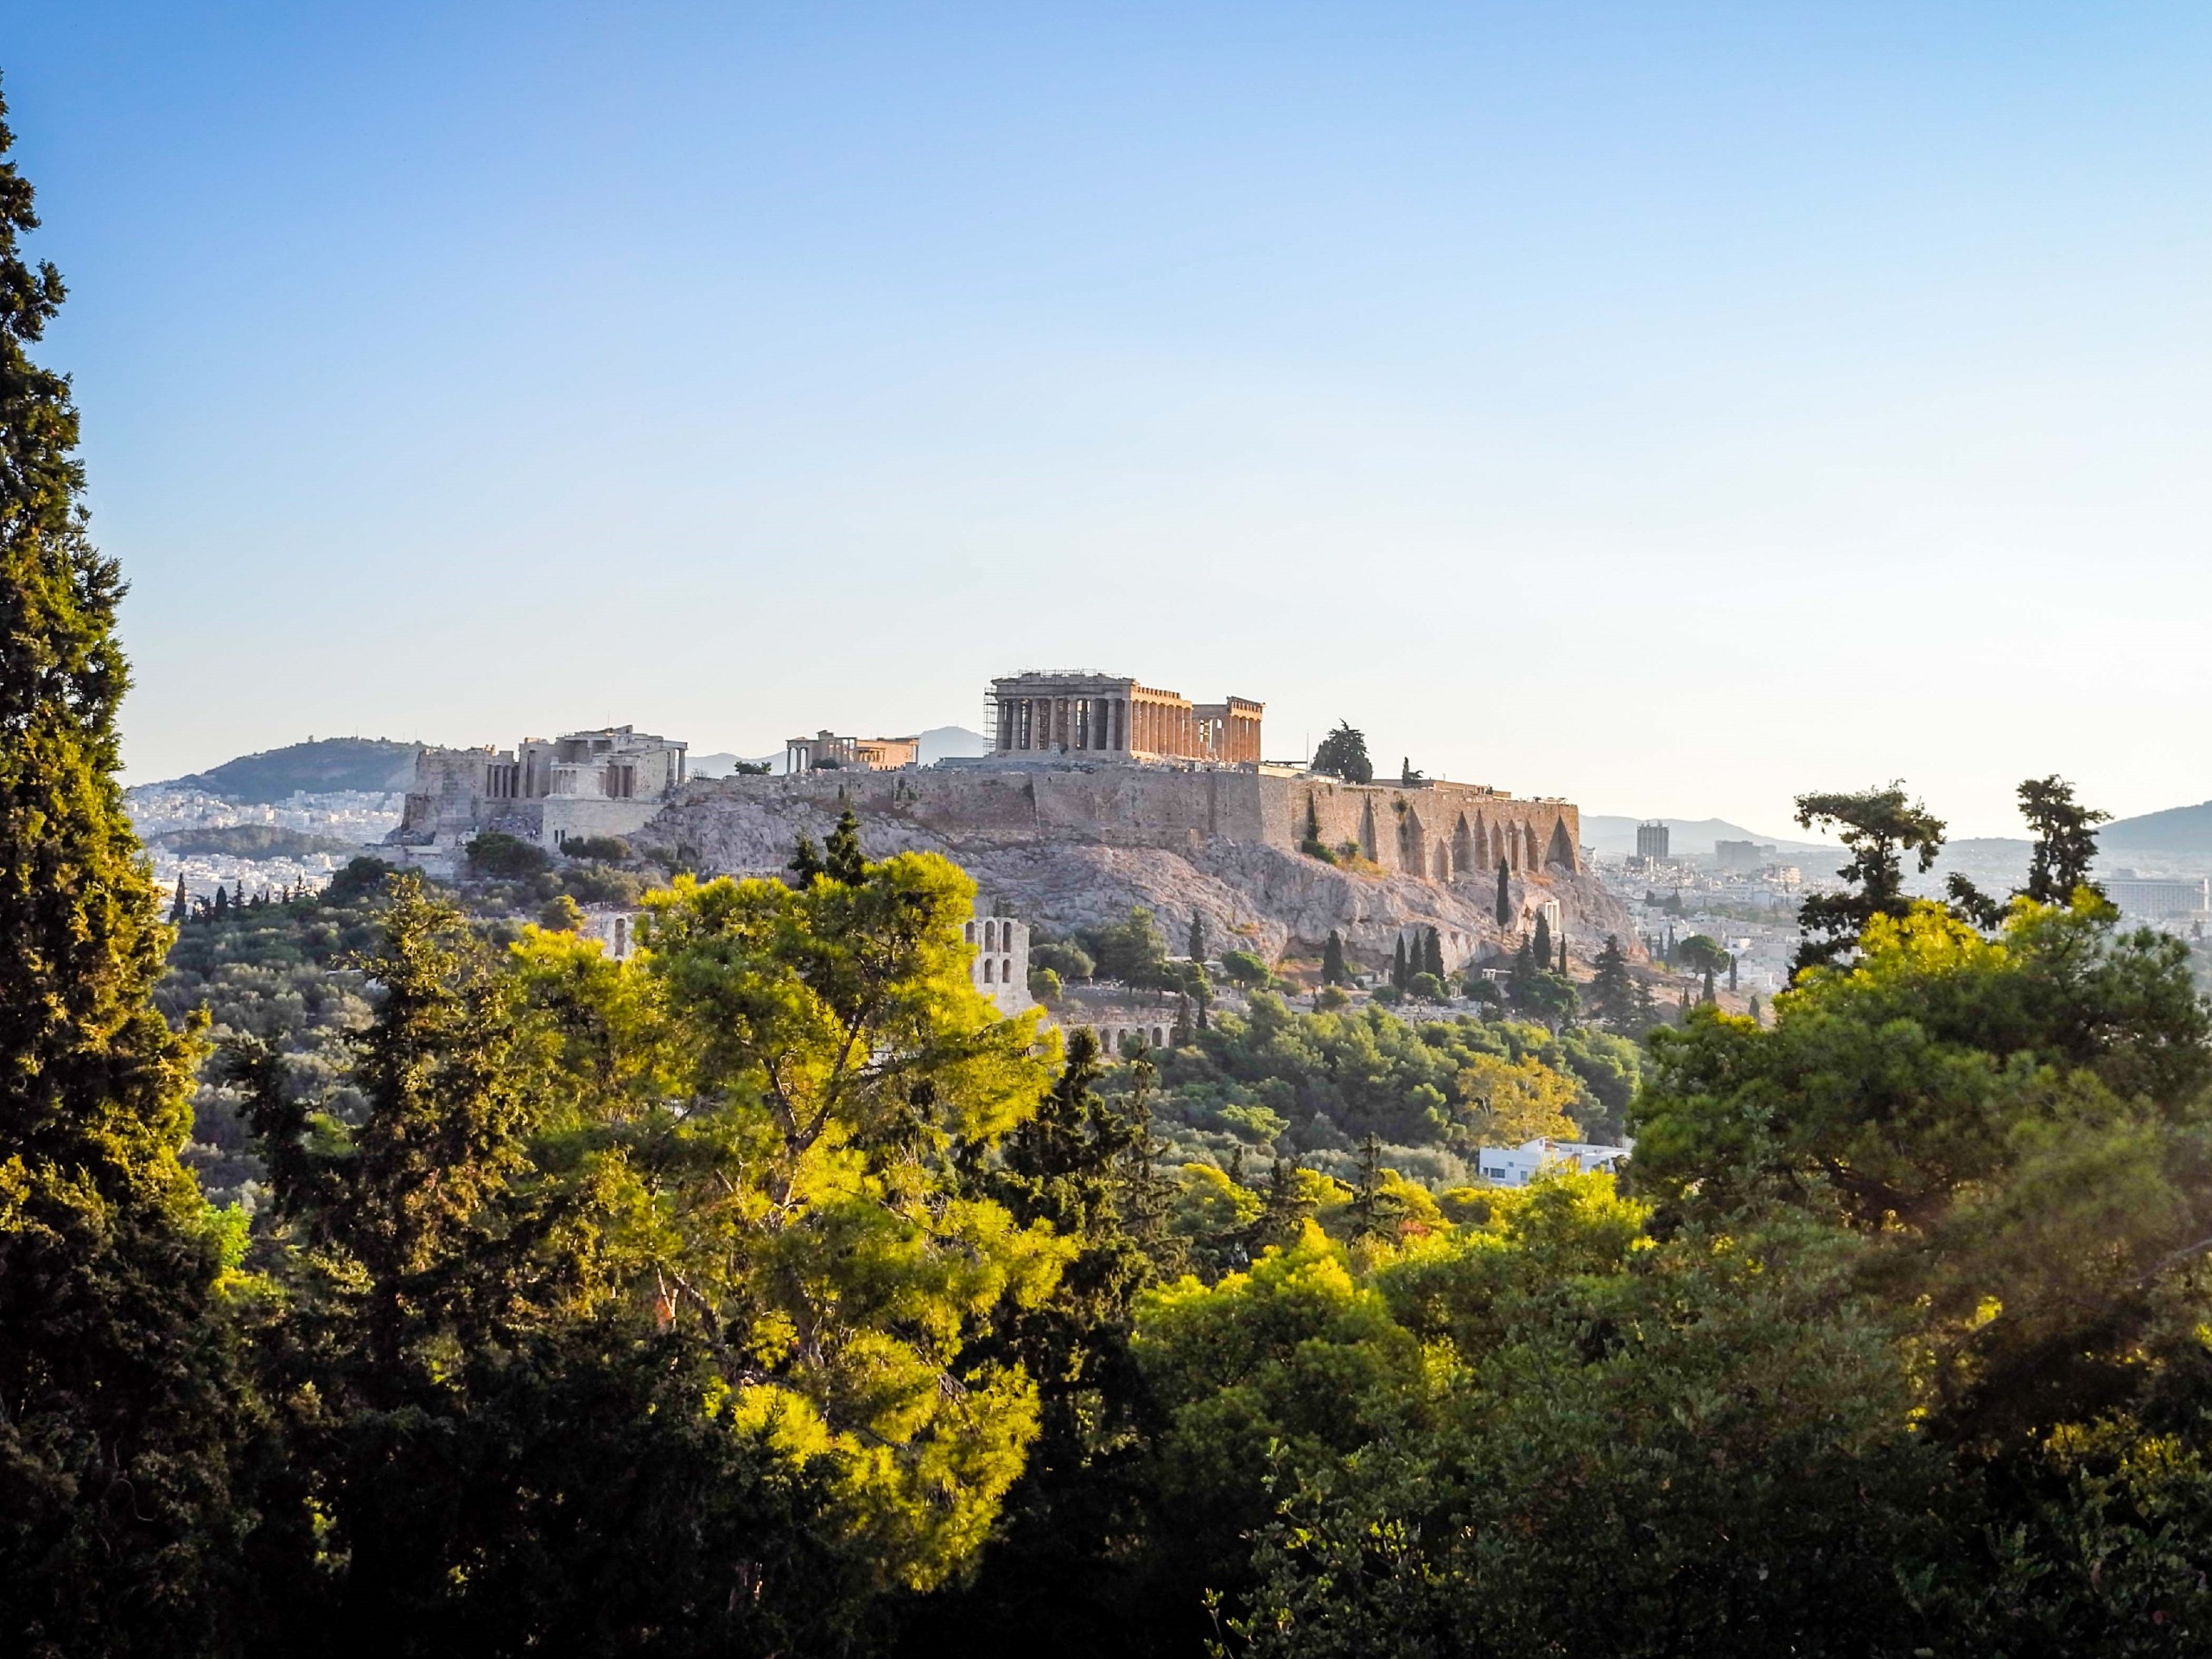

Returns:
10,3,2212,836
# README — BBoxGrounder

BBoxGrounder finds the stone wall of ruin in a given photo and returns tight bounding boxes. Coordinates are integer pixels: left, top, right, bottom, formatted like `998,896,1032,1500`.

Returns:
677,766,1579,882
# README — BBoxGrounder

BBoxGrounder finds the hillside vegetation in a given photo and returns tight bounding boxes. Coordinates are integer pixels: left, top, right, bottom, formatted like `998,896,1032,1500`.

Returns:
160,734,421,800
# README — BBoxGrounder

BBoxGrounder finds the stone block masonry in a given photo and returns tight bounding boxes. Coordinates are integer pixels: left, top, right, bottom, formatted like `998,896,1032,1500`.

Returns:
642,762,1623,981
674,766,1578,882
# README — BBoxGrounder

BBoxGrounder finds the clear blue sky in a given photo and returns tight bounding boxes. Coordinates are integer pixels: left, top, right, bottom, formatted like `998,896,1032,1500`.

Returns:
12,3,2212,836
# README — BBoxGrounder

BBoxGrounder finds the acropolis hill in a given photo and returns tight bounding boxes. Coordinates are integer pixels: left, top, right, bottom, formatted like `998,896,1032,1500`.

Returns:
635,669,1637,974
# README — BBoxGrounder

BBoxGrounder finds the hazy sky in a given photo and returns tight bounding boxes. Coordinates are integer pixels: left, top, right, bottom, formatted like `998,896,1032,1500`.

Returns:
12,3,2212,835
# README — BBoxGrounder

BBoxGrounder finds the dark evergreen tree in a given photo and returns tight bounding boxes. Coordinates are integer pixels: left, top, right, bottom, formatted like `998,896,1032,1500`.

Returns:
1791,782,1948,973
2016,775,2108,906
1321,929,1348,987
1186,912,1205,963
168,870,188,923
1247,1157,1313,1255
213,880,229,916
1302,793,1324,854
1702,964,1716,1004
824,806,866,886
1587,936,1635,1028
908,1028,1162,1658
1495,860,1511,926
1557,931,1567,976
1310,721,1373,785
1531,911,1552,970
1345,1135,1406,1243
1631,977,1659,1032
1727,952,1738,993
1391,934,1408,992
0,87,246,1652
787,830,825,884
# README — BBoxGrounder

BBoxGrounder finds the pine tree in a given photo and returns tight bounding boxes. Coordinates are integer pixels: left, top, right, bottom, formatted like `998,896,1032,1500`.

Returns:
824,806,867,885
788,830,825,884
1248,1157,1313,1255
1632,977,1659,1031
0,91,245,1650
1495,860,1511,926
1346,1134,1406,1243
1532,910,1552,969
1322,929,1347,987
2017,775,2109,906
1588,935,1635,1027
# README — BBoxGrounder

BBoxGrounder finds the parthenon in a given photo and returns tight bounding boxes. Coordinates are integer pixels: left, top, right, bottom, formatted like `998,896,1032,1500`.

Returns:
988,671,1263,766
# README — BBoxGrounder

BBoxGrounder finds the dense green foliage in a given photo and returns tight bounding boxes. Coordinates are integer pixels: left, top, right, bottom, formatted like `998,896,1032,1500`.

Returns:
0,90,256,1655
1309,721,1372,785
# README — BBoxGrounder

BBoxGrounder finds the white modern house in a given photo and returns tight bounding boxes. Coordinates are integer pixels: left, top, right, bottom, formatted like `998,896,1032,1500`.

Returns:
1476,1137,1631,1187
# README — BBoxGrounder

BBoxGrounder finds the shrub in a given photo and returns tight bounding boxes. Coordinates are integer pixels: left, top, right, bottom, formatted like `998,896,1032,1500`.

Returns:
1220,949,1272,988
562,835,632,862
466,832,550,878
1408,971,1445,1002
1031,940,1096,982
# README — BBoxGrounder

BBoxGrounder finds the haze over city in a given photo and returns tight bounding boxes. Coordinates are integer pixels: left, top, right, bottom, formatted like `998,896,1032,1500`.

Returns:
16,3,2212,830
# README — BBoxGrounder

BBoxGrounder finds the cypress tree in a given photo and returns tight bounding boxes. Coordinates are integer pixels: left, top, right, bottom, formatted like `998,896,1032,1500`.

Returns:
1495,860,1510,926
0,91,244,1651
168,870,188,923
1391,934,1408,991
1421,925,1444,982
824,806,866,886
1557,931,1567,976
1186,912,1205,963
1321,929,1347,987
213,880,229,916
1532,911,1552,969
1728,952,1738,992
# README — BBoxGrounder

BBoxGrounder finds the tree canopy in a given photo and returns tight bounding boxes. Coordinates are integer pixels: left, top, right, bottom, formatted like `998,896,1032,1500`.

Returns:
1310,722,1373,785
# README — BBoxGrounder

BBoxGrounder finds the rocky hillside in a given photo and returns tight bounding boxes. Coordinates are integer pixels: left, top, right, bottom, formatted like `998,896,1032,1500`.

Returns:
641,785,1639,975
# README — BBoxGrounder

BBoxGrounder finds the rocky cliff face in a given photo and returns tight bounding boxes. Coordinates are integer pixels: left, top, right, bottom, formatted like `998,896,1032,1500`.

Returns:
641,779,1639,975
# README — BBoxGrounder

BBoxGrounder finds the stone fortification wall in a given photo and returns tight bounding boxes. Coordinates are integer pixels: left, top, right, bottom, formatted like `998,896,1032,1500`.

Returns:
676,766,1575,876
645,765,1628,977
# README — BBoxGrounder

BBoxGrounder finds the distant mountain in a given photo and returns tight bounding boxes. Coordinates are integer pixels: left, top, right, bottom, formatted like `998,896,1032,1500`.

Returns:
1581,815,1827,859
918,725,990,763
2101,800,2212,863
156,738,421,803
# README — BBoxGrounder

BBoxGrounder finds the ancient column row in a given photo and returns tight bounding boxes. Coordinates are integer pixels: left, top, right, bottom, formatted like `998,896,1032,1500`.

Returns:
997,695,1136,754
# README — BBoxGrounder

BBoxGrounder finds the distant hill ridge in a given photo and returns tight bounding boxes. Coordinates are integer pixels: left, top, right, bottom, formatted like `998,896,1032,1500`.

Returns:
155,738,423,803
152,727,994,798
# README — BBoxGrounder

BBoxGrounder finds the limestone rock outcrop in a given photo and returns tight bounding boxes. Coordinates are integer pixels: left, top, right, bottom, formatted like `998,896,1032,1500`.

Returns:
640,772,1638,974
